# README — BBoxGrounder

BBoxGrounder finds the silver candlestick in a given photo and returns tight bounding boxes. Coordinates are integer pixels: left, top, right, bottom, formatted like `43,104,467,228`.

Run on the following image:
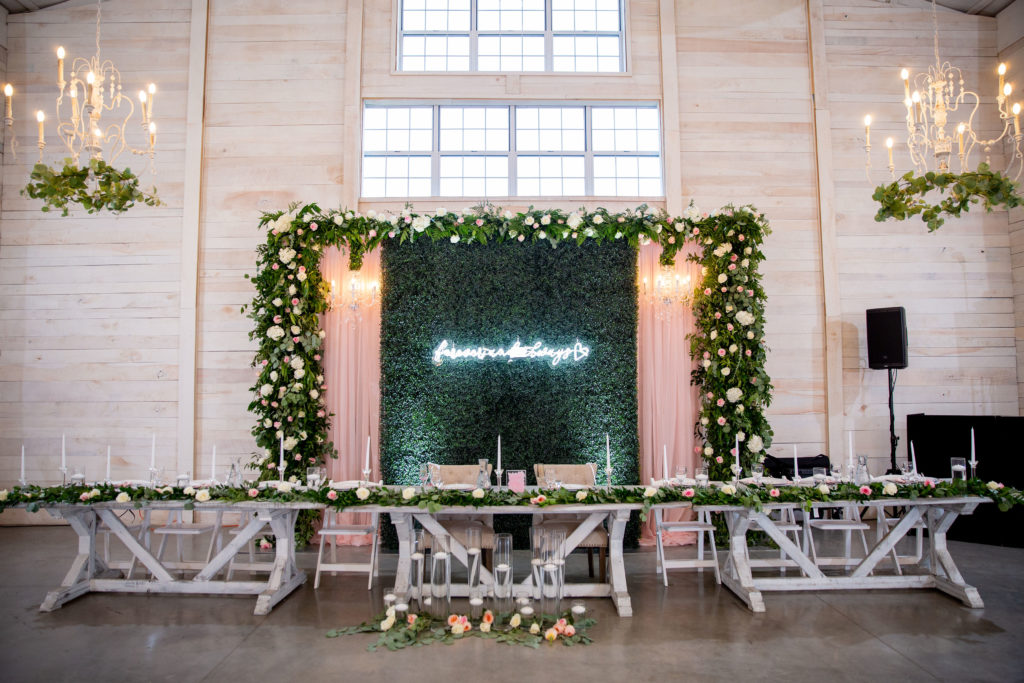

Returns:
361,468,372,485
494,468,503,491
604,465,613,492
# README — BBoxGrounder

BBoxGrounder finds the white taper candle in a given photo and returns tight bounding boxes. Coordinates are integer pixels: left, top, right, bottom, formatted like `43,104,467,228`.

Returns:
364,435,371,473
848,431,854,466
497,434,501,473
150,433,156,469
663,443,669,482
606,433,611,471
61,433,66,470
970,427,976,466
734,435,740,477
911,441,918,475
792,444,799,481
106,445,111,482
211,444,217,481
21,444,25,482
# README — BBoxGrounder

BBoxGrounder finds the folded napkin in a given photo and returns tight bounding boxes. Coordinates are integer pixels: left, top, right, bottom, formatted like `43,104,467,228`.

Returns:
870,474,905,483
112,479,153,487
189,479,217,488
329,480,369,490
739,476,789,486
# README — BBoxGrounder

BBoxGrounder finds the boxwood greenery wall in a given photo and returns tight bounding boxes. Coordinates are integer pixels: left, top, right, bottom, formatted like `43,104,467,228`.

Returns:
380,237,640,546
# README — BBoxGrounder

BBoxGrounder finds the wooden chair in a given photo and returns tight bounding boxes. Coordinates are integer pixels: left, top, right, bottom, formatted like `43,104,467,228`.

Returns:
533,463,608,582
426,463,496,562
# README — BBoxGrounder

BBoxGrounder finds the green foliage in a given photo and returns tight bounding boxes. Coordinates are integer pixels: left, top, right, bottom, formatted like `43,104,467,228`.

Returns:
326,610,596,651
872,164,1023,231
380,237,639,545
21,158,162,216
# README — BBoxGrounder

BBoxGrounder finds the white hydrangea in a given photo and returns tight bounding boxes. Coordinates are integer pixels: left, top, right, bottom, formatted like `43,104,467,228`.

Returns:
735,311,755,326
726,387,743,402
683,204,701,221
717,274,728,283
567,212,582,229
267,325,285,341
283,436,299,450
411,215,430,232
260,384,273,397
279,248,296,264
290,357,304,370
747,435,764,452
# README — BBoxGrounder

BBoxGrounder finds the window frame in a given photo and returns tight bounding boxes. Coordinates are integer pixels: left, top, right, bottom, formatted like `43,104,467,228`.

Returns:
361,100,664,200
394,0,629,74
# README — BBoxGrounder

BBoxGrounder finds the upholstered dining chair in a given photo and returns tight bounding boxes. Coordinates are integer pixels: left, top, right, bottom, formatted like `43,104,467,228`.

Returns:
425,463,497,562
532,463,608,582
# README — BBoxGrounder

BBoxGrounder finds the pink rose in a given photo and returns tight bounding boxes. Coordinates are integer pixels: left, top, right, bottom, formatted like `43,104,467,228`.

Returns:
564,624,576,637
721,287,727,292
262,359,269,366
667,217,674,224
272,263,279,270
692,228,700,235
728,264,736,271
404,216,412,223
313,354,321,361
327,490,338,500
287,274,294,280
80,492,90,501
715,455,724,463
273,315,282,324
703,351,710,359
706,392,714,399
668,236,675,244
310,223,318,231
476,219,484,227
715,312,722,319
368,229,377,238
317,410,325,418
683,488,695,498
260,539,272,550
859,485,872,495
727,324,734,331
746,350,752,357
718,349,726,357
407,614,418,625
287,416,293,422
737,286,744,292
716,398,725,407
268,462,276,469
769,488,780,498
271,401,278,407
738,234,745,241
292,336,300,343
389,231,396,238
291,298,299,305
294,454,302,460
248,488,259,497
703,288,712,295
273,421,281,428
518,234,525,242
284,356,290,363
261,400,268,406
694,446,701,454
924,479,936,488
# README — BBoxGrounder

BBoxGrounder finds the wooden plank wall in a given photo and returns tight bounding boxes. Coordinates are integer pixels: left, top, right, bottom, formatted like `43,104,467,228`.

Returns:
0,0,191,489
0,0,1020,498
825,0,1018,471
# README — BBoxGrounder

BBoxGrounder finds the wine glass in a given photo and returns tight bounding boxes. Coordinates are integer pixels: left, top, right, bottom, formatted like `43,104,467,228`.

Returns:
674,465,688,485
812,467,827,484
752,463,764,485
418,463,430,488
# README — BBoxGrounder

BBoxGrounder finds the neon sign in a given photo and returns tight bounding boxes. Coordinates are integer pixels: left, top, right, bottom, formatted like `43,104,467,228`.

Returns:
432,339,590,367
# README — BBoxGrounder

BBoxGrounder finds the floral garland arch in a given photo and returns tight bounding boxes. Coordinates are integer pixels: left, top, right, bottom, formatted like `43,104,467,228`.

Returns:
243,202,775,537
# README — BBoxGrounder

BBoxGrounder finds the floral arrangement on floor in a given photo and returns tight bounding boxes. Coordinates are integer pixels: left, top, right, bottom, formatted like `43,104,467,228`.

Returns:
242,201,774,544
327,608,594,651
3,478,1020,518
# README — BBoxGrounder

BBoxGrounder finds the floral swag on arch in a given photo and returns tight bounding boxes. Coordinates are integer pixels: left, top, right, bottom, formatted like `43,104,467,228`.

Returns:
243,202,774,539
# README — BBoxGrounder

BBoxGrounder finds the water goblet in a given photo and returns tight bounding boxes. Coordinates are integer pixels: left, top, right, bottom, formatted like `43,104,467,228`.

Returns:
752,463,764,485
418,463,430,489
306,466,322,489
176,471,190,488
674,465,688,485
812,467,827,484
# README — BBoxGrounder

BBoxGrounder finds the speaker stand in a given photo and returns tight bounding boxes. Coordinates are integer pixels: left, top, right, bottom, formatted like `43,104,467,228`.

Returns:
886,367,900,475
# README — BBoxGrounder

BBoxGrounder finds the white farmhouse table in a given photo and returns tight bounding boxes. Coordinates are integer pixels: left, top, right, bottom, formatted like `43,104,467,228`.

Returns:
355,499,682,618
32,500,321,616
704,496,990,613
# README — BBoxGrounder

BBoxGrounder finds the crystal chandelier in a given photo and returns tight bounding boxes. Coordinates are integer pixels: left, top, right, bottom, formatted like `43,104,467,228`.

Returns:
329,277,379,325
641,265,692,321
864,0,1022,181
42,0,157,169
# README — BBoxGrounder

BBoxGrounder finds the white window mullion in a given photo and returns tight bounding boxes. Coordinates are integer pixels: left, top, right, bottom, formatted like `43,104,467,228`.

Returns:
584,105,594,196
431,104,441,197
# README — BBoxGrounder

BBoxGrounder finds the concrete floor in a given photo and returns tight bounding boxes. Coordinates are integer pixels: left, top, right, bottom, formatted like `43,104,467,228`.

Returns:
0,526,1022,683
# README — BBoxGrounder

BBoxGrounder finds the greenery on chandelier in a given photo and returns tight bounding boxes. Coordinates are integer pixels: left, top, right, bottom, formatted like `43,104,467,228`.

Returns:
243,201,772,544
21,158,162,216
872,163,1022,232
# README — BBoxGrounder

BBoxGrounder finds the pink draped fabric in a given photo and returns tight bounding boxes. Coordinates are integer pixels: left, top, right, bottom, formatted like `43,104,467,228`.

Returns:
319,243,700,547
637,242,702,546
318,247,382,546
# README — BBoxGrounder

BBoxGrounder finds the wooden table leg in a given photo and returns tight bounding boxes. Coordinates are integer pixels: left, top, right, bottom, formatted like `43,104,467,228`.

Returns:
718,510,765,613
254,510,306,616
928,506,984,609
40,508,104,611
607,509,632,617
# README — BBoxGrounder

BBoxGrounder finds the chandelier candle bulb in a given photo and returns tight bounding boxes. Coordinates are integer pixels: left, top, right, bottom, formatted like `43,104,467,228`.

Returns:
911,91,922,123
864,114,871,148
56,46,65,88
886,137,894,168
146,83,155,121
4,84,12,119
957,123,966,155
86,71,95,106
901,68,910,100
1005,83,1013,99
36,110,44,145
1013,103,1021,137
999,63,1007,93
138,90,147,123
148,122,155,149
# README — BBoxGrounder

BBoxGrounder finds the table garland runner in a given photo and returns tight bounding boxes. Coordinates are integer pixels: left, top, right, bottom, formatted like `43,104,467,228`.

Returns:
242,202,773,542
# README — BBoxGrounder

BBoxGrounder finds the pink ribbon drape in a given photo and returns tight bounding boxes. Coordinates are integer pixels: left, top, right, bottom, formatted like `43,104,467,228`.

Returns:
320,242,700,547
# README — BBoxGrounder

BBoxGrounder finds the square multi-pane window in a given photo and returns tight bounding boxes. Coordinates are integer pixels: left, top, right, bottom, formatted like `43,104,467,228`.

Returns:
551,36,620,73
515,107,585,151
397,0,625,73
362,107,434,152
402,0,471,31
362,156,433,197
440,107,510,152
478,0,545,31
591,107,660,152
517,156,585,196
477,36,546,72
551,0,620,32
400,35,471,71
439,156,510,196
593,156,662,196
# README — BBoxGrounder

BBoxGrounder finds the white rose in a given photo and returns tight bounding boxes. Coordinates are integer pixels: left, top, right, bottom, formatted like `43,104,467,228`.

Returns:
726,387,742,403
345,212,354,220
184,486,196,496
593,214,604,224
704,446,714,456
747,435,764,453
480,621,492,633
333,215,343,225
276,429,283,439
524,214,534,225
683,204,701,221
729,344,738,353
643,486,658,498
883,482,898,496
283,436,299,451
319,330,326,338
747,331,755,340
436,207,448,217
717,274,728,283
263,418,272,428
503,210,514,219
721,367,731,376
702,359,711,368
530,623,540,635
987,481,1003,491
279,248,296,264
735,311,755,326
115,492,130,503
270,371,278,381
381,616,396,631
741,259,749,268
290,325,301,335
710,330,718,340
310,389,320,399
260,384,273,397
411,215,430,232
288,285,297,296
388,214,400,226
471,488,485,499
450,235,460,243
541,214,551,225
509,613,522,628
817,484,831,495
720,484,736,495
294,368,305,379
290,357,304,370
538,230,546,239
89,488,101,498
725,304,734,312
272,298,284,308
744,247,752,255
402,487,416,500
195,489,211,502
575,489,588,501
737,431,746,441
736,404,745,413
277,481,292,493
700,417,709,426
567,212,582,229
316,375,324,384
267,326,285,341
355,487,370,500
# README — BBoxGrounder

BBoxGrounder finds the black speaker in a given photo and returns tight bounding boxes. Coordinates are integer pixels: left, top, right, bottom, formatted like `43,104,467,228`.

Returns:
866,306,908,369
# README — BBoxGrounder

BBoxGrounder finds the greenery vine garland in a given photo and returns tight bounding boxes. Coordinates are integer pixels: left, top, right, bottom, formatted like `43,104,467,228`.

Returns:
872,163,1022,232
243,201,771,544
21,158,162,216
